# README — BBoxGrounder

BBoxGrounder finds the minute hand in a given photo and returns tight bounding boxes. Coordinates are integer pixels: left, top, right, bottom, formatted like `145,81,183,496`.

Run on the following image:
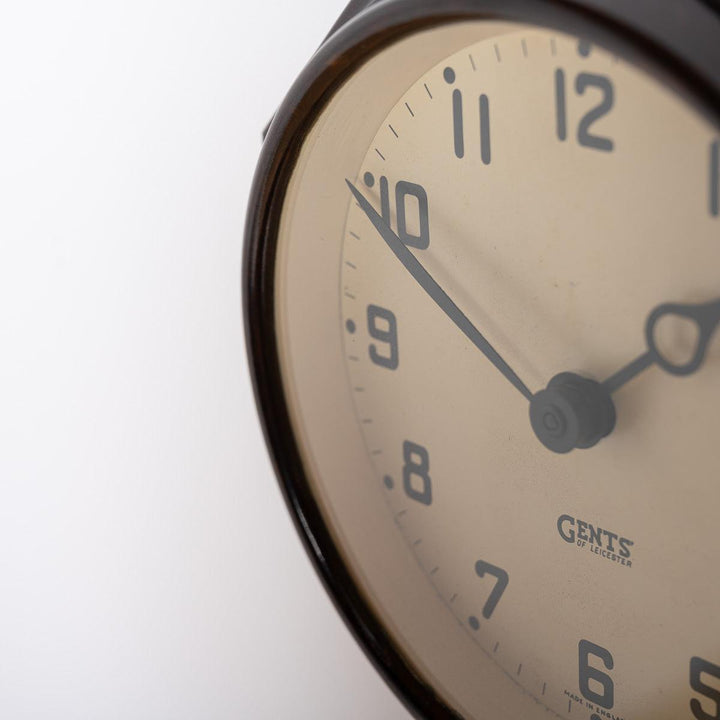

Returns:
347,180,533,401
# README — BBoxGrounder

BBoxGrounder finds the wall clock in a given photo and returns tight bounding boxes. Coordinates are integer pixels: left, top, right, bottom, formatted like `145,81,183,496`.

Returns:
244,0,720,717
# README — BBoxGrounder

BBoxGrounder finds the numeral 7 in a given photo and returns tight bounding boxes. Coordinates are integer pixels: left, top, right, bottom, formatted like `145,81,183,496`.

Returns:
475,560,509,619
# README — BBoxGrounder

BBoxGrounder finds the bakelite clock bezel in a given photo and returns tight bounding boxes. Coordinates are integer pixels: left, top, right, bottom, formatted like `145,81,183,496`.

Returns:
243,1,720,717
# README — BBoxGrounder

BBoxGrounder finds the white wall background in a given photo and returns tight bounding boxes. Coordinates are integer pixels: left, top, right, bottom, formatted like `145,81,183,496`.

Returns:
0,1,410,717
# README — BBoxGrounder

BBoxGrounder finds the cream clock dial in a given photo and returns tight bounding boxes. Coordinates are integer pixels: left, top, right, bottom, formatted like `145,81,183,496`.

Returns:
339,28,719,720
246,3,720,718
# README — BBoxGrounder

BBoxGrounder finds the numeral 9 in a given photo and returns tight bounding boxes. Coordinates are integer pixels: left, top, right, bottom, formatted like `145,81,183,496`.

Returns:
367,304,399,370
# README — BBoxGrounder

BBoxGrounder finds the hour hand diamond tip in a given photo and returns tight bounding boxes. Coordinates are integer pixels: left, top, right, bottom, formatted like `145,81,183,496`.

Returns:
346,179,533,401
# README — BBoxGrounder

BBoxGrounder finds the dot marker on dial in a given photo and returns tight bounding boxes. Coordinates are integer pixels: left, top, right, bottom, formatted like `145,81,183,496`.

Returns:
578,39,591,56
363,171,375,188
443,67,456,84
383,475,394,490
468,616,480,631
345,319,357,334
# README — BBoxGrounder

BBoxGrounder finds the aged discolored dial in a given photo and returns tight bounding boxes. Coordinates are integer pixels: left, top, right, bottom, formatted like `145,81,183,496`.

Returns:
254,12,720,720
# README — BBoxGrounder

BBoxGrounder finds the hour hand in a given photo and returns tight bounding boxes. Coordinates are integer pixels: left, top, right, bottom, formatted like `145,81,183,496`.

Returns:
603,298,720,393
346,179,533,401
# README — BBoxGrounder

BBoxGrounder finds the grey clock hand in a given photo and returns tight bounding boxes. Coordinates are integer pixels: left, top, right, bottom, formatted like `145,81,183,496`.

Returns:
346,179,533,402
602,298,720,393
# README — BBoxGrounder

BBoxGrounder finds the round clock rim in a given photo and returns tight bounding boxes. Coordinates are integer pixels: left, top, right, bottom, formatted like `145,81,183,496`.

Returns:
243,1,720,717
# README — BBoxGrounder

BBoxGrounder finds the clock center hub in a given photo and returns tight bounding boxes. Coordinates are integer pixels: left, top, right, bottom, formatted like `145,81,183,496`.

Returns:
529,372,616,454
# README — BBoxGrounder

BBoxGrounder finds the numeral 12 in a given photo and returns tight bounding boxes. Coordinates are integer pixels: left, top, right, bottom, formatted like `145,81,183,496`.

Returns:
555,69,615,152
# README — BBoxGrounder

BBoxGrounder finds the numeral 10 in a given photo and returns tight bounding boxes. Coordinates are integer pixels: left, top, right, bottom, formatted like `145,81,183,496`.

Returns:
362,172,430,250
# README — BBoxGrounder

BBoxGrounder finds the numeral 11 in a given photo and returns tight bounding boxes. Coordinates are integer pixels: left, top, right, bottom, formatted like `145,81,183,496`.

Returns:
444,67,491,164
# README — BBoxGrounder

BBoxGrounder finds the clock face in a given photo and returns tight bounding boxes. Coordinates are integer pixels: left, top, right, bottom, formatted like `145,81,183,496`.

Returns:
264,17,720,720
